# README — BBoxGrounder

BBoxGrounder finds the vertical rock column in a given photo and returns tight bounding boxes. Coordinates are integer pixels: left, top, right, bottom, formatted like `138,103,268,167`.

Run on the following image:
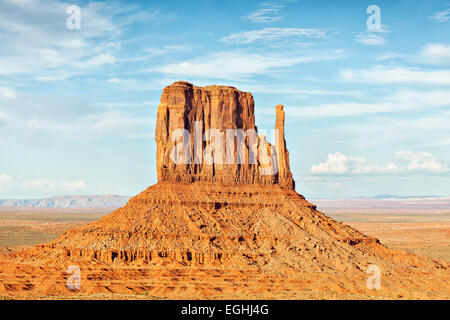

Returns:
275,105,295,190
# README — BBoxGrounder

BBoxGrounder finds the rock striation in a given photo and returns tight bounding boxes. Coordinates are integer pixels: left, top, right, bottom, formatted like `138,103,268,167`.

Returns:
156,81,294,189
0,81,448,299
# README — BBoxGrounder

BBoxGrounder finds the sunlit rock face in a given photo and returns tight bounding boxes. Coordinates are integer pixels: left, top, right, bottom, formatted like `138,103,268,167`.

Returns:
155,81,294,189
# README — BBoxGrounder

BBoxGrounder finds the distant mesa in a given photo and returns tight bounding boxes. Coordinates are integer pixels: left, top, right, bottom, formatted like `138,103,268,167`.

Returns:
370,194,440,199
0,195,130,208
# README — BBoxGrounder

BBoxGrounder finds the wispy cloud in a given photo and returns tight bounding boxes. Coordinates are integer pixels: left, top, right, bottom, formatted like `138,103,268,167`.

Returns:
106,77,162,91
0,0,160,81
222,28,328,44
0,173,86,193
355,14,389,46
339,65,450,85
0,86,17,99
93,101,158,108
331,110,450,149
395,151,449,173
429,8,450,22
311,151,448,175
355,32,386,46
243,3,283,23
311,152,398,175
415,43,450,65
149,50,342,80
375,52,406,61
16,110,154,138
144,44,195,56
375,43,450,66
248,84,364,98
0,91,155,141
259,90,450,118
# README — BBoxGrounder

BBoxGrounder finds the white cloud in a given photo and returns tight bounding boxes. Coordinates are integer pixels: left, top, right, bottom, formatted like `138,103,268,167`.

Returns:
0,92,154,140
395,151,449,173
106,77,159,91
374,43,450,66
265,90,450,118
0,0,158,81
429,9,450,22
416,43,450,65
248,84,364,98
340,65,450,85
61,180,87,192
149,50,342,80
312,152,354,174
311,151,448,175
311,152,398,175
243,3,283,23
355,22,389,46
375,52,406,61
78,53,116,69
17,110,154,137
355,32,386,46
0,86,17,99
330,109,450,150
222,28,327,44
296,176,345,188
304,176,325,182
144,44,195,56
93,101,158,108
33,53,117,81
0,174,86,193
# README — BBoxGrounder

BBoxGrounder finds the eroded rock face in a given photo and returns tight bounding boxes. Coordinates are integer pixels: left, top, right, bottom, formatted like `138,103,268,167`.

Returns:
1,81,449,300
156,81,294,189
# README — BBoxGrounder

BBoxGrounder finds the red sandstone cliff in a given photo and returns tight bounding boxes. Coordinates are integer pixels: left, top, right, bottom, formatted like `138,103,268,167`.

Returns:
156,81,294,189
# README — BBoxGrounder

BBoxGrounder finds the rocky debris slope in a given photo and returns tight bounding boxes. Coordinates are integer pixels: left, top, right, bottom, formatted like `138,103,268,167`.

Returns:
0,81,448,299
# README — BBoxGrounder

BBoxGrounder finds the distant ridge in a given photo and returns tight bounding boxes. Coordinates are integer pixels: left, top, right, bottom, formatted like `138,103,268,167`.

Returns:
0,195,130,208
370,194,440,199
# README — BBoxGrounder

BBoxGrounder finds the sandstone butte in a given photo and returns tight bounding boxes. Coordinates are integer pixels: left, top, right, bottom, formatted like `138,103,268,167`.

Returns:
0,81,448,299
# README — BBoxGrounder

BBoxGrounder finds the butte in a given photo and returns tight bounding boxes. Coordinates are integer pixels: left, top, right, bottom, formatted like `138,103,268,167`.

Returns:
0,81,448,299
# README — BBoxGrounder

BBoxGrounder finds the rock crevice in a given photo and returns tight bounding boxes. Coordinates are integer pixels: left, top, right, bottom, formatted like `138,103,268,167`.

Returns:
156,81,294,189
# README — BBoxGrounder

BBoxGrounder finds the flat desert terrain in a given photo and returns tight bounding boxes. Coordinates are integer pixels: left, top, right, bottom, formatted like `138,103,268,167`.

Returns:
314,198,450,262
0,208,111,254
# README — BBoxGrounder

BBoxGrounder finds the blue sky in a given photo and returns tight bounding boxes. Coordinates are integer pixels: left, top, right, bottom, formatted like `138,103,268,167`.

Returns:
0,0,449,199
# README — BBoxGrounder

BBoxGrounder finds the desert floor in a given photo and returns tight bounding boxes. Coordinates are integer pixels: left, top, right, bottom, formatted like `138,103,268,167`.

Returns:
326,209,450,262
0,208,110,254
